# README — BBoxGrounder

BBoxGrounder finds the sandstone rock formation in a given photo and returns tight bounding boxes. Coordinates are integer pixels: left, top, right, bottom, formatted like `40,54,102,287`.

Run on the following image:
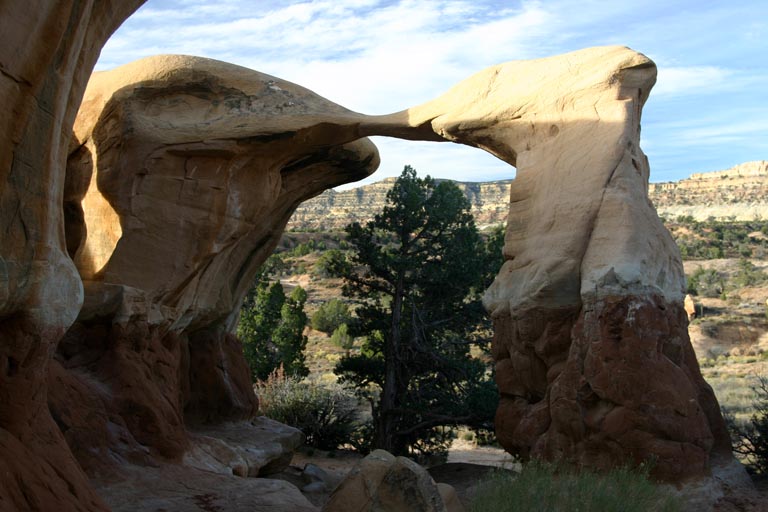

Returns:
91,462,317,512
0,2,146,510
0,7,739,508
323,450,452,512
312,44,729,482
70,45,730,487
453,52,732,481
58,55,378,481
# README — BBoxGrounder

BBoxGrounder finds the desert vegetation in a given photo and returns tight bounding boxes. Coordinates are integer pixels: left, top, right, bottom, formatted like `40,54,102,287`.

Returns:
239,167,502,459
469,462,682,512
664,216,768,475
237,180,768,486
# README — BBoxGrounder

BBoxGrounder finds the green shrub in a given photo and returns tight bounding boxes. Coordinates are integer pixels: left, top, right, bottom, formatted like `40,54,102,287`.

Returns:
732,258,767,288
470,462,681,512
330,323,355,352
312,249,347,278
311,299,353,335
256,369,359,450
686,268,724,298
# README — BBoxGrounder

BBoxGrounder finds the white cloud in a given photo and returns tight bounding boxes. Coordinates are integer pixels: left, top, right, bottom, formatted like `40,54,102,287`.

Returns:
677,119,768,143
652,66,732,97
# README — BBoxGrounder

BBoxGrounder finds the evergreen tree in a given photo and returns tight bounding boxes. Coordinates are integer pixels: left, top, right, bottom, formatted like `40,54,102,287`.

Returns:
333,165,499,456
238,279,309,381
273,286,309,378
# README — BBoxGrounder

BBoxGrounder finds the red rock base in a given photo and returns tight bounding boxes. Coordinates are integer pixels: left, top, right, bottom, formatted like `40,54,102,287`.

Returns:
493,294,731,482
0,315,109,511
50,320,258,476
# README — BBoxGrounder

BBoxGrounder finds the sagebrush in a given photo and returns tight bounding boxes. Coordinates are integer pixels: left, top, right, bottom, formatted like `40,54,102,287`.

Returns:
256,369,360,451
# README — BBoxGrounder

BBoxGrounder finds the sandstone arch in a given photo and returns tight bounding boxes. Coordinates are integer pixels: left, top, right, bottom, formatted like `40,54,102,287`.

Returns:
0,2,744,510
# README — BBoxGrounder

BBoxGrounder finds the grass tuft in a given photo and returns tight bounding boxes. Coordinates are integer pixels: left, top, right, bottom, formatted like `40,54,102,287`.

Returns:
469,461,681,512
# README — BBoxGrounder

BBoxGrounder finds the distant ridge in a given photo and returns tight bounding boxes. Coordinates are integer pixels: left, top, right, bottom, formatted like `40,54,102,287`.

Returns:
286,161,768,230
287,178,513,231
649,161,768,221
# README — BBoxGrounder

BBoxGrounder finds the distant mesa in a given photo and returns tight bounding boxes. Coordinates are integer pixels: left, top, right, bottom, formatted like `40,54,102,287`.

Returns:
288,178,514,231
650,160,768,221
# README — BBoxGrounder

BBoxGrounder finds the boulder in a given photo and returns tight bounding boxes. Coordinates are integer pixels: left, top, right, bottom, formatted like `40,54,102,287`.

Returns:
301,463,340,493
183,418,304,477
323,450,448,512
436,483,466,512
91,462,318,512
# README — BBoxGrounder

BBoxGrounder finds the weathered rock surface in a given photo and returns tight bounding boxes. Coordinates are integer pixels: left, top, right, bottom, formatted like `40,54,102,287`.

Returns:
91,463,318,512
55,54,379,479
185,418,304,477
0,2,145,510
346,45,731,482
322,450,449,512
408,46,730,483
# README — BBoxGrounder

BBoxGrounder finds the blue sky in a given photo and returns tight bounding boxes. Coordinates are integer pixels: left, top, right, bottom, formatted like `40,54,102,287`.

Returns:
98,0,768,186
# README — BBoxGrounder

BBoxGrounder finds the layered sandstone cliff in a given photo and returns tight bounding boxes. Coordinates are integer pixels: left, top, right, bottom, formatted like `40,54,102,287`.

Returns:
287,178,512,230
289,161,768,232
650,160,768,221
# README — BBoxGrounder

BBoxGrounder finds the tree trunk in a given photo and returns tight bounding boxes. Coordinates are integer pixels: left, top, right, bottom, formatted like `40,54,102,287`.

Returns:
376,269,405,453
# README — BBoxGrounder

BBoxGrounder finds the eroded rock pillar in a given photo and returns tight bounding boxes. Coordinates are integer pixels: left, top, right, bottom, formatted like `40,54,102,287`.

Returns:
360,45,732,482
0,2,145,510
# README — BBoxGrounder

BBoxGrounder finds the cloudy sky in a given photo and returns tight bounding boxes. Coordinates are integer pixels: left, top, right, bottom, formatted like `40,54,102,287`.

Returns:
98,0,768,186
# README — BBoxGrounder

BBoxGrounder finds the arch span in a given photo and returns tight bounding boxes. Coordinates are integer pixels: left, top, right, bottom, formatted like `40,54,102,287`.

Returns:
0,2,739,509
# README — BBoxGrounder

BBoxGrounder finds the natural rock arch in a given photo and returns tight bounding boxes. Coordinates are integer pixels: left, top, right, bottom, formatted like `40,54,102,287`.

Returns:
0,2,745,510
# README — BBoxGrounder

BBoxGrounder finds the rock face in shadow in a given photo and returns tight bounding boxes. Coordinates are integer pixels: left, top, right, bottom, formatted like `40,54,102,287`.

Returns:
0,2,146,511
57,55,379,476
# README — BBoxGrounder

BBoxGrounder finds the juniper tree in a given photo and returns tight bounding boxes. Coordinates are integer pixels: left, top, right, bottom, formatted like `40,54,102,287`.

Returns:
332,166,499,456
